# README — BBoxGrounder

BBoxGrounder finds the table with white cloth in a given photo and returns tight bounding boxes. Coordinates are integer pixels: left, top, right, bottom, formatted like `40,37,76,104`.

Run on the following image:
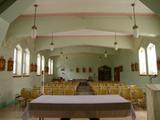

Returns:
23,95,136,120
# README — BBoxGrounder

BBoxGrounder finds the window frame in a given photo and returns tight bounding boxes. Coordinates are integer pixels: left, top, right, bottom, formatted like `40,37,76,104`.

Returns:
37,53,41,75
138,47,147,75
50,59,54,75
48,58,51,75
13,44,22,76
23,48,30,76
41,56,45,72
147,43,158,75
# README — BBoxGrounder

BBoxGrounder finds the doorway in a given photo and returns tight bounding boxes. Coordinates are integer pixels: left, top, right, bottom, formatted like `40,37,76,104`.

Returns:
98,65,112,81
114,67,120,82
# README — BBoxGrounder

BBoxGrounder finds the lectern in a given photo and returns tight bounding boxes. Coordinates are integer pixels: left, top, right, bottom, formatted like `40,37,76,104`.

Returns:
146,84,160,120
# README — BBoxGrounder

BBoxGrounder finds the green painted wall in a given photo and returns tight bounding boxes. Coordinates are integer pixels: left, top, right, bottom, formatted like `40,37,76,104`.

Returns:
53,36,160,90
0,36,53,107
111,37,160,90
54,54,113,80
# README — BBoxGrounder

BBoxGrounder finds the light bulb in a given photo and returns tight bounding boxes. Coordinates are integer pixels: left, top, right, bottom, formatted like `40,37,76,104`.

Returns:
31,26,37,39
104,51,107,58
50,42,54,51
114,42,118,51
133,25,139,38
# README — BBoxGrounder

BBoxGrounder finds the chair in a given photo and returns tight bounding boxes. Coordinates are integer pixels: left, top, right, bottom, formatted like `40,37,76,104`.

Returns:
120,88,131,100
98,88,109,95
52,88,63,95
15,94,25,108
44,87,52,95
30,89,40,99
20,88,31,106
109,87,119,94
130,87,145,107
64,89,75,95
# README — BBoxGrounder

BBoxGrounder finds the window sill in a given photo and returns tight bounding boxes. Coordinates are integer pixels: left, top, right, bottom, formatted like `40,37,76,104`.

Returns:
23,75,30,77
48,74,53,76
13,75,22,78
13,75,30,78
139,74,152,76
36,75,41,76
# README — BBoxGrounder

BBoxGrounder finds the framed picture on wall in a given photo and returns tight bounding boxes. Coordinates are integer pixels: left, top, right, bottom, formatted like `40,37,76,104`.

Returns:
30,63,37,72
76,67,79,73
135,63,139,71
157,59,160,70
131,63,135,71
7,58,13,71
0,56,5,71
82,67,86,73
89,67,92,73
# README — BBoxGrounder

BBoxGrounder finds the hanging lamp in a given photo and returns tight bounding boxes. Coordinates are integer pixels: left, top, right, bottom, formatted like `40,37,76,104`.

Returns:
31,4,38,39
104,50,107,58
131,3,139,38
50,32,54,51
114,32,118,51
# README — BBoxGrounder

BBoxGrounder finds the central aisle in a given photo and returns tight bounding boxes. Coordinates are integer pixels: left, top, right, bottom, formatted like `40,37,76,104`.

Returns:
76,81,94,95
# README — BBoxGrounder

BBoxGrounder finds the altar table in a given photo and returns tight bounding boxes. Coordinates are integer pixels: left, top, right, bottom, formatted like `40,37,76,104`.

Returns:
23,95,136,120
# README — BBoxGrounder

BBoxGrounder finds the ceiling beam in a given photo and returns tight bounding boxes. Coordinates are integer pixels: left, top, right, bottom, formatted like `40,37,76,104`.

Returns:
140,0,160,14
7,15,160,39
0,0,35,23
0,0,16,15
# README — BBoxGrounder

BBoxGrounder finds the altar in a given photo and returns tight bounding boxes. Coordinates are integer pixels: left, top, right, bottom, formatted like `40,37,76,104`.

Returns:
23,95,136,120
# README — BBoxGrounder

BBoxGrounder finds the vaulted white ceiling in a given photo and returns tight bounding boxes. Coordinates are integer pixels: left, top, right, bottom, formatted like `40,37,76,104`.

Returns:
23,0,153,15
5,0,160,56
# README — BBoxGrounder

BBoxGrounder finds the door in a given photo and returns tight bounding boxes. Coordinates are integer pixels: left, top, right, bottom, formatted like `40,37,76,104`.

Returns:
98,65,111,81
114,67,120,82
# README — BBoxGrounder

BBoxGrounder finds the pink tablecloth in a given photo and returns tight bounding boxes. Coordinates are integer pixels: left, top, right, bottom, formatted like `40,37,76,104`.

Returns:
23,95,136,120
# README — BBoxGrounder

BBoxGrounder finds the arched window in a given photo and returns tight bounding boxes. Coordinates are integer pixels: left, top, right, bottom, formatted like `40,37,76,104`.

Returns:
37,54,41,75
13,44,22,75
23,49,30,75
41,56,45,72
138,47,147,75
147,43,157,75
48,58,51,74
51,59,54,75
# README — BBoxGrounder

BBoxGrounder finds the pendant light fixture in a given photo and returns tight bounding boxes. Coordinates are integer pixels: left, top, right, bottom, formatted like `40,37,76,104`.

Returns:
31,4,38,39
114,32,118,51
98,56,102,61
60,50,63,57
50,32,54,51
104,50,107,58
131,3,139,38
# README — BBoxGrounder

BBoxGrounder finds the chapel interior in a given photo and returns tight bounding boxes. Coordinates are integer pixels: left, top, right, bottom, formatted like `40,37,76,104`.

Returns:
0,0,160,120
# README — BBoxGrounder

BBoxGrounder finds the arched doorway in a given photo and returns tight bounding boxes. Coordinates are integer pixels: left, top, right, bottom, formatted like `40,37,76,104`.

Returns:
98,65,112,81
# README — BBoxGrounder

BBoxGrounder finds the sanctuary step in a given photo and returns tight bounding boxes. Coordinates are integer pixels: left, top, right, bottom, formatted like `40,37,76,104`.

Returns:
76,82,94,95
